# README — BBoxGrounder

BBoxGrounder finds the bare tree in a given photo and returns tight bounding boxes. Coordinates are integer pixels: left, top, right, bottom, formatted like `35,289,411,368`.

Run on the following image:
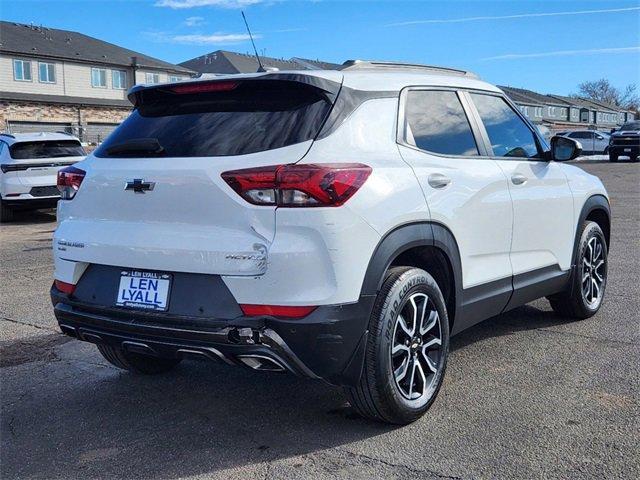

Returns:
574,79,639,111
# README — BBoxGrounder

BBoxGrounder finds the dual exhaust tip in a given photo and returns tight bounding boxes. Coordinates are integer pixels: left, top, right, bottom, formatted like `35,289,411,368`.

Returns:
237,354,286,372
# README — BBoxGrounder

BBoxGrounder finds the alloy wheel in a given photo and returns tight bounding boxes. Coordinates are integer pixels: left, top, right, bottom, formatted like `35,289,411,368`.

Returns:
391,293,443,400
582,236,606,307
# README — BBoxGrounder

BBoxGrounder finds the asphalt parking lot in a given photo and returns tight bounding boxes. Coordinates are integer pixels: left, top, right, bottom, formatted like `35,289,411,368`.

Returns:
1,160,638,480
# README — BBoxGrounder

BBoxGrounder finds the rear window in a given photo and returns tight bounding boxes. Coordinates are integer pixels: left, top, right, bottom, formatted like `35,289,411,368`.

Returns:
9,140,85,160
95,80,333,158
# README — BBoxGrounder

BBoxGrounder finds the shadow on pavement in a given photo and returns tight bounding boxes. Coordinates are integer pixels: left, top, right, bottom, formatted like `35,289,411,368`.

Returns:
0,301,573,478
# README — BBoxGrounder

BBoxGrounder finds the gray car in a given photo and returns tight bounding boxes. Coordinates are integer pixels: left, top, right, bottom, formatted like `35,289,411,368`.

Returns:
562,130,610,155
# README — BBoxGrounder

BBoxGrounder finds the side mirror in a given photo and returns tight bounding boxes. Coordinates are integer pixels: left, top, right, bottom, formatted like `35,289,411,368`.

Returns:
549,135,582,161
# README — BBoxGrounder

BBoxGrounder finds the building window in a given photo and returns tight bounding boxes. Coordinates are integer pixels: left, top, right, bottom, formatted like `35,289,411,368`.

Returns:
38,62,56,83
112,70,127,89
91,68,107,88
535,107,543,117
169,75,182,82
145,72,160,84
13,59,32,81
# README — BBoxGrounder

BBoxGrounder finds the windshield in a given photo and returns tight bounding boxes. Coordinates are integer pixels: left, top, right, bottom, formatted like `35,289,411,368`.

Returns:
9,140,86,160
621,121,640,130
95,80,333,158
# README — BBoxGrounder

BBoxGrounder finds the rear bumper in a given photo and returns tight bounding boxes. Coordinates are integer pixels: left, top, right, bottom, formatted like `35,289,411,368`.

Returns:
51,285,375,386
1,196,59,209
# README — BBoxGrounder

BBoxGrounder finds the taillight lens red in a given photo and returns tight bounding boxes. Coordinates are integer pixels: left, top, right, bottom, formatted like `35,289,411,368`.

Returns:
170,81,238,94
57,166,86,200
240,304,317,319
54,280,76,295
221,163,372,207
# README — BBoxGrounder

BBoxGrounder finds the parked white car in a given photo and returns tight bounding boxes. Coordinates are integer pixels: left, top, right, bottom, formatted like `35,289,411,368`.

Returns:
51,61,611,424
0,132,86,221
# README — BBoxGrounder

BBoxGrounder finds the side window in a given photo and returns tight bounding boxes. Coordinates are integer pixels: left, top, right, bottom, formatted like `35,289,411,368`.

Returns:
470,93,541,159
403,90,479,156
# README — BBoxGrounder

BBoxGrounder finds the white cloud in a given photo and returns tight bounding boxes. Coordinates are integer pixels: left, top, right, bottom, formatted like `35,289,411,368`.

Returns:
387,6,640,27
184,16,206,27
170,33,259,44
481,46,640,61
155,0,264,9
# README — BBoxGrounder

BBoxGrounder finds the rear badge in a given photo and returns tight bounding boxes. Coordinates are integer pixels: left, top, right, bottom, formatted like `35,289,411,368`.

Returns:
125,179,155,193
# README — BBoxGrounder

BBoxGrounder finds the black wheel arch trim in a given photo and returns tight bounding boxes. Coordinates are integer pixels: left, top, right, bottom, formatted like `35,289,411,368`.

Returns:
573,194,611,264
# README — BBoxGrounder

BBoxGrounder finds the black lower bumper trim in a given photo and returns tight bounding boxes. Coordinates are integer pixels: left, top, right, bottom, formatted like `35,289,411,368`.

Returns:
51,285,376,386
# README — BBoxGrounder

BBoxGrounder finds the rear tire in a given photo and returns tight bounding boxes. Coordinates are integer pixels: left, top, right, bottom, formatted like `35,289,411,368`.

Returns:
97,344,181,374
345,267,450,424
547,221,607,319
0,200,14,223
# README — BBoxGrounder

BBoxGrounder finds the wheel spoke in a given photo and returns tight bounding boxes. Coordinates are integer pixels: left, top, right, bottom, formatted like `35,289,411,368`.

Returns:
394,356,410,382
423,337,441,349
421,309,439,335
397,314,413,337
415,360,427,397
407,358,417,398
392,343,410,356
408,297,420,336
591,278,600,300
421,347,438,373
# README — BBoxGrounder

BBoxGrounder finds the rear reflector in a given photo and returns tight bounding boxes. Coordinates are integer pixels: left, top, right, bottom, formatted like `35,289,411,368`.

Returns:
54,280,76,295
222,163,372,207
240,304,317,319
170,81,238,95
57,166,86,200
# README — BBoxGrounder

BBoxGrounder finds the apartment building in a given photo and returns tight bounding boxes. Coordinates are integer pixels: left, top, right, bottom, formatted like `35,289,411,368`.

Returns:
0,21,194,143
500,85,636,132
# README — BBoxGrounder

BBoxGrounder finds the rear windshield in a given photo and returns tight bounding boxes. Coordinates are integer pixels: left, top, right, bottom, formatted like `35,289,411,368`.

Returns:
10,140,85,160
95,80,333,158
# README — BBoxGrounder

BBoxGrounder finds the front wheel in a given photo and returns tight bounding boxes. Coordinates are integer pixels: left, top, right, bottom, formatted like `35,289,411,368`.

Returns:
609,153,618,162
345,267,450,424
548,221,608,319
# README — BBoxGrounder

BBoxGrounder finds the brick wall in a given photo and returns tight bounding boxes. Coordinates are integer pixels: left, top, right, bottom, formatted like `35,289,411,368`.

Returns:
0,100,131,143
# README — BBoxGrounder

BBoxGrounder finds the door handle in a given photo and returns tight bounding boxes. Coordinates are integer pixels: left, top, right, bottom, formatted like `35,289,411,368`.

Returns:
428,173,451,189
511,174,527,185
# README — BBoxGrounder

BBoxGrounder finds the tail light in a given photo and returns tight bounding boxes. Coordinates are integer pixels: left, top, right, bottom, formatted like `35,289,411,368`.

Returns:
240,304,316,319
57,166,85,200
54,280,76,295
221,163,372,207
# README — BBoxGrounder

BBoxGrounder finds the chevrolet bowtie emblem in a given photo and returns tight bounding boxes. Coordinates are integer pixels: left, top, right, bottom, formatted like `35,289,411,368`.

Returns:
125,179,155,193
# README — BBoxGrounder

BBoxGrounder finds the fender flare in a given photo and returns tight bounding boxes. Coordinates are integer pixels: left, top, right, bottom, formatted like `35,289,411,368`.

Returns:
359,221,463,317
571,194,611,267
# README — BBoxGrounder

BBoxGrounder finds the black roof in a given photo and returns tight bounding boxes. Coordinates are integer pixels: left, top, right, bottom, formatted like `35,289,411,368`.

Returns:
0,21,193,74
179,50,340,74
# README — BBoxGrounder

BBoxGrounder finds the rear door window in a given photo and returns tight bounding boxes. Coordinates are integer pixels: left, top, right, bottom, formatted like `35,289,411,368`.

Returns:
403,90,479,156
9,140,86,159
95,80,333,158
470,93,541,159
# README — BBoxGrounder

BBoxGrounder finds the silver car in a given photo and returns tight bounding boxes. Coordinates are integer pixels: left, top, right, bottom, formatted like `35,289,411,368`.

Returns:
562,130,610,155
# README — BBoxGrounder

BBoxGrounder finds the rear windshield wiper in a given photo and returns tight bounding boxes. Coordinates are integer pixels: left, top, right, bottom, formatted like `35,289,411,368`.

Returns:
105,138,165,157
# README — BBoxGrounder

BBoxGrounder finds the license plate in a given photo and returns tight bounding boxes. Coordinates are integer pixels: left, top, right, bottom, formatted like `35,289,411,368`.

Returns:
116,270,171,311
624,148,632,152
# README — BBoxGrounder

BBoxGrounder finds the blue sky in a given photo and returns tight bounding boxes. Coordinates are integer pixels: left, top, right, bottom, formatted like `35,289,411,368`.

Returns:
2,0,639,94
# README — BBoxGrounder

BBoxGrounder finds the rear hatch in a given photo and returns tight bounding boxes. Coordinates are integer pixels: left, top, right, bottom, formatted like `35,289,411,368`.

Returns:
55,74,342,276
5,140,85,194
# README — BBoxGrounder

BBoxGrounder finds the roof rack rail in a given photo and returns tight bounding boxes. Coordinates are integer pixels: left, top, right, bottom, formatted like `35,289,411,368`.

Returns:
340,60,478,78
0,133,15,138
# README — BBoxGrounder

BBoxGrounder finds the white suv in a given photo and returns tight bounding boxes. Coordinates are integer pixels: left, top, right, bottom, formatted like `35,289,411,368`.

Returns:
0,132,85,222
51,61,611,424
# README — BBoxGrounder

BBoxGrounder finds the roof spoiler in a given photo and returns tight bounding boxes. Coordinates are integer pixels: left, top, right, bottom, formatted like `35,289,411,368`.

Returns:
127,73,343,107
